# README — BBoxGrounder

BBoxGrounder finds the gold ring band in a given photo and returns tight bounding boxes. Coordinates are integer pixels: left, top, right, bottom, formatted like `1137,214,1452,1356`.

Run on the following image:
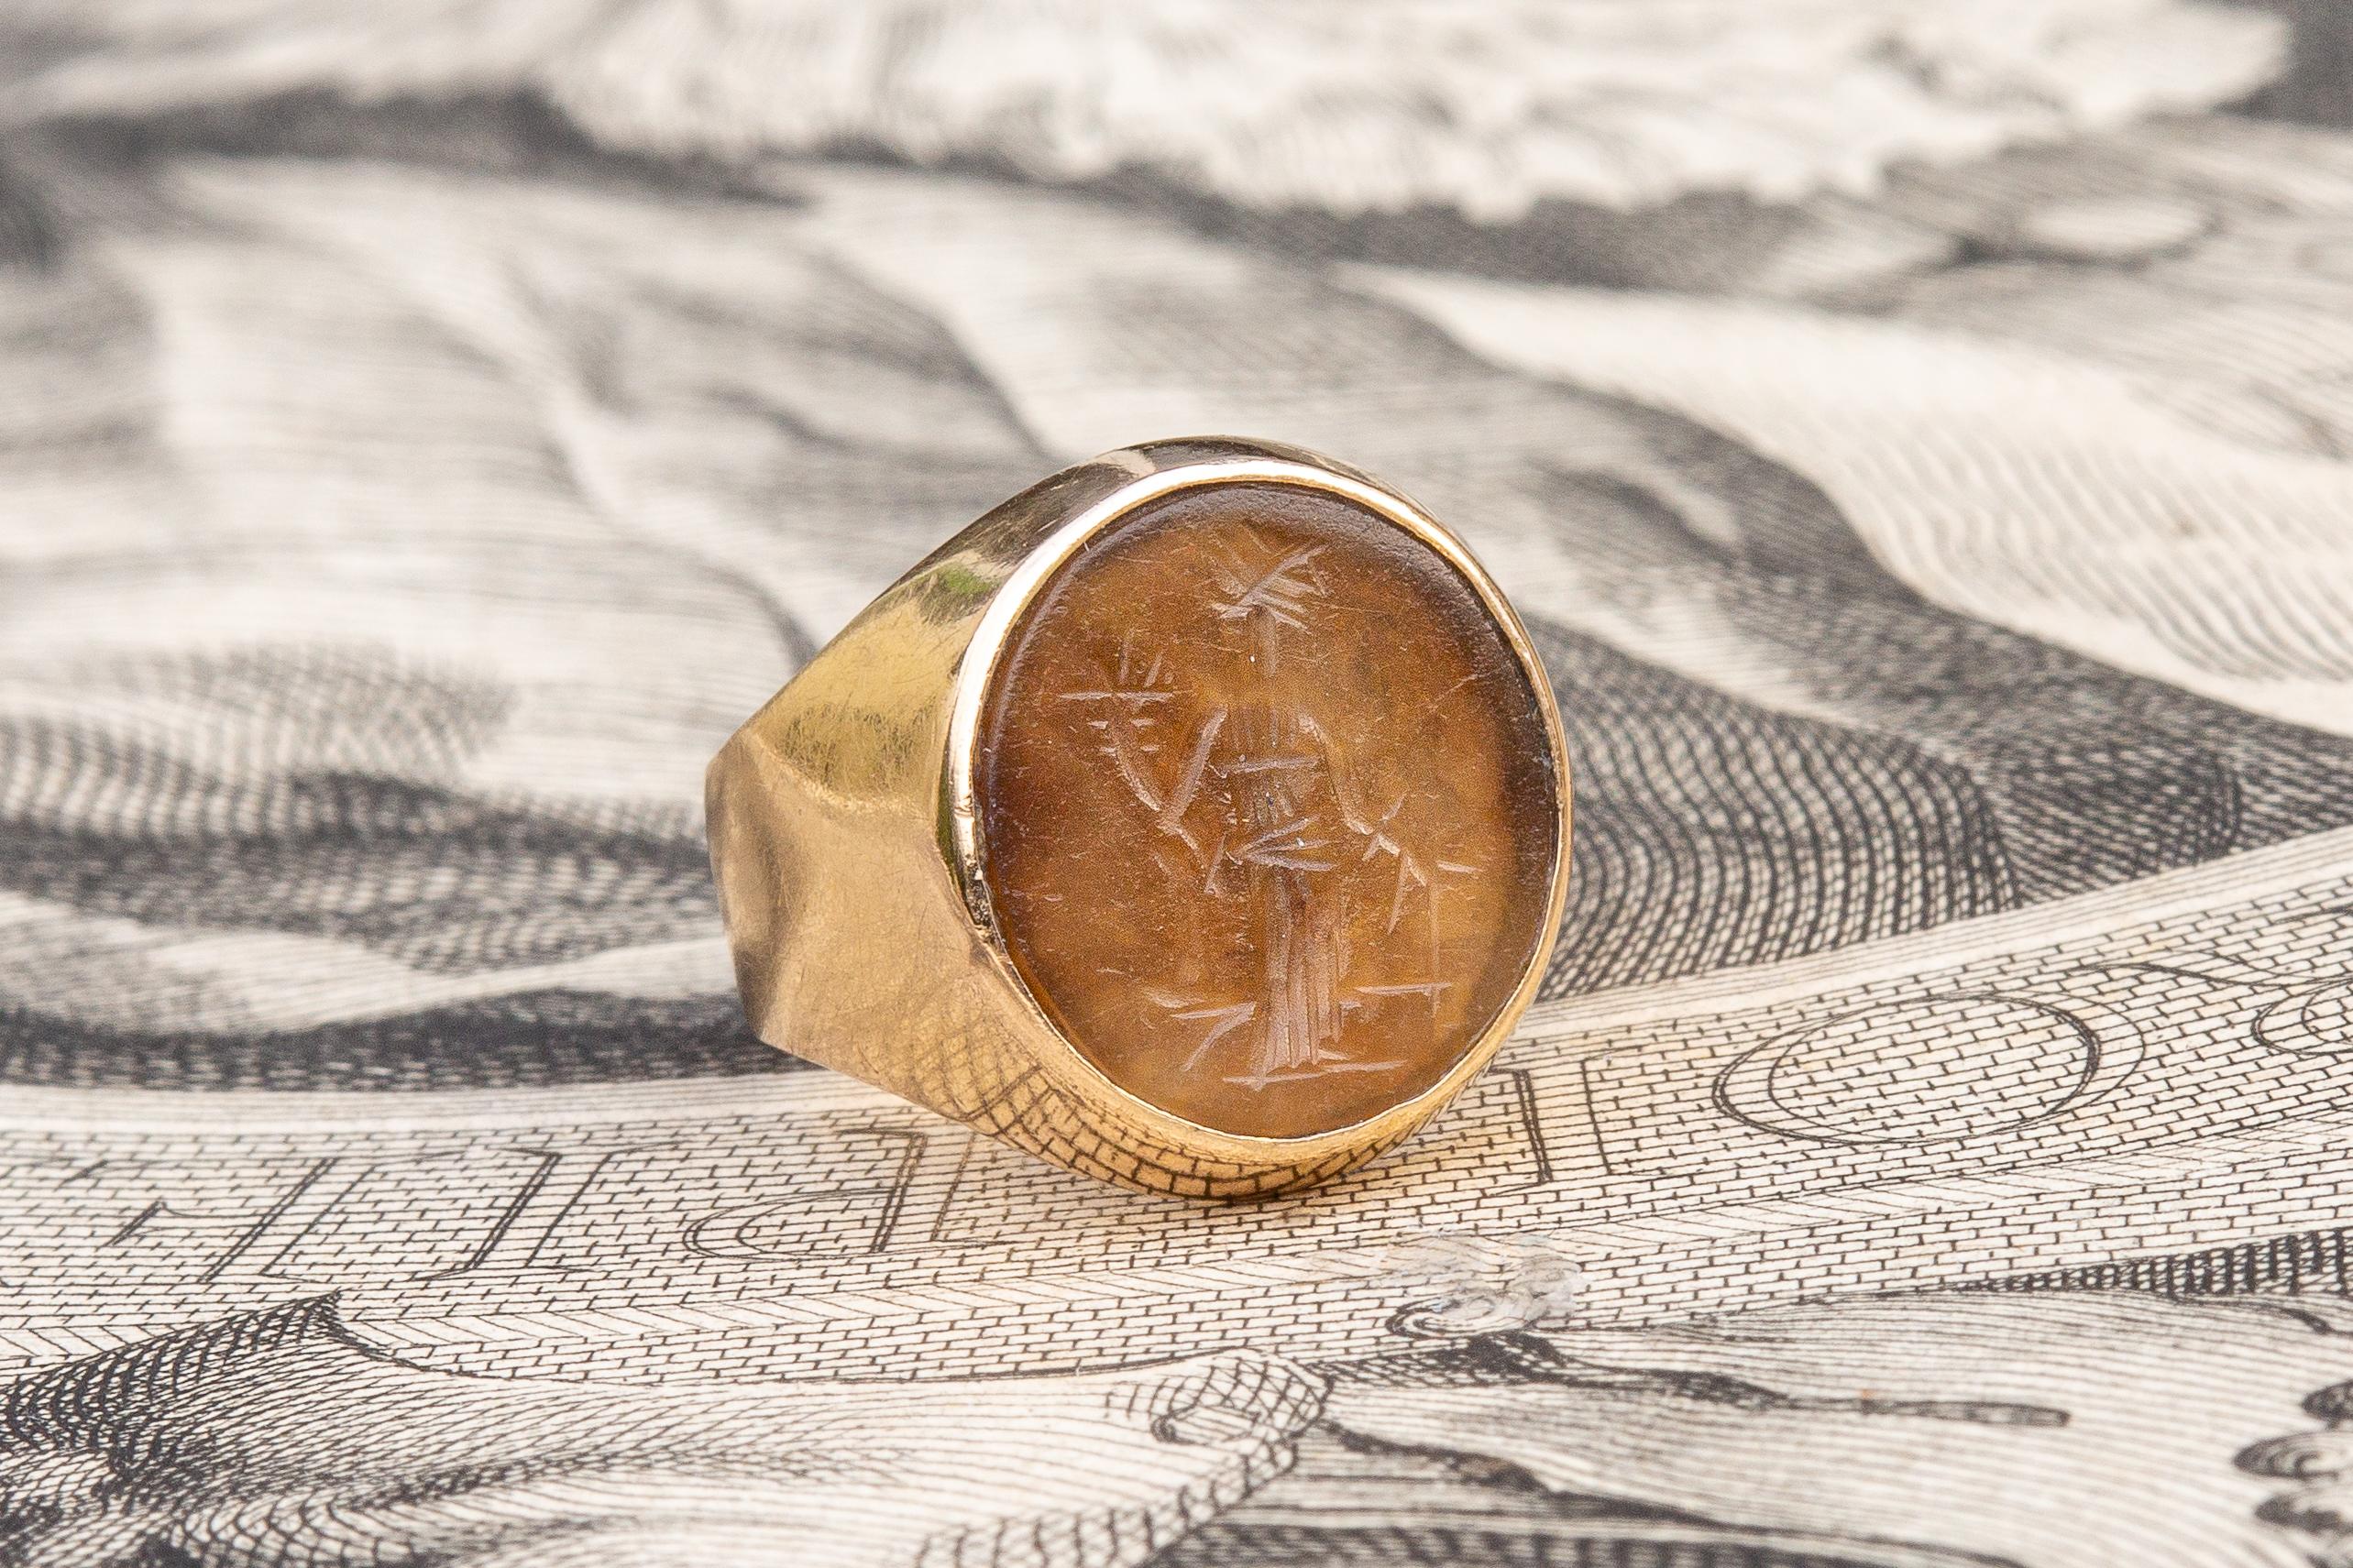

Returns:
708,437,1572,1198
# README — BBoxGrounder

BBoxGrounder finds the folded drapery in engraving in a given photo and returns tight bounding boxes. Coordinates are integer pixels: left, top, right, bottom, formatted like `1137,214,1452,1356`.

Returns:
2,3,2352,1563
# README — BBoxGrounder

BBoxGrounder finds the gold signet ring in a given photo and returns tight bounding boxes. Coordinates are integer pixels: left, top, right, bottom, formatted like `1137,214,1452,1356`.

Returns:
708,438,1572,1198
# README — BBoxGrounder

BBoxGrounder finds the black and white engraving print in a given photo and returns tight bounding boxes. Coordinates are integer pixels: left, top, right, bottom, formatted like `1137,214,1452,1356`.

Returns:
4,2,2353,1563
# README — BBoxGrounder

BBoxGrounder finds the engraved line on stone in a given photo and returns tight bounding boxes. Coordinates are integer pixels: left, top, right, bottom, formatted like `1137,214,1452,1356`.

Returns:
1107,729,1166,816
1226,1060,1405,1090
1158,707,1228,833
1234,816,1336,872
1388,852,1428,936
1210,543,1328,630
1202,825,1230,895
1174,1002,1259,1073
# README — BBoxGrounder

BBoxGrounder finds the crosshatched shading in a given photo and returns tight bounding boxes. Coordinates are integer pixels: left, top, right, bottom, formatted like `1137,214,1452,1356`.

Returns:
975,482,1559,1139
1712,994,2105,1146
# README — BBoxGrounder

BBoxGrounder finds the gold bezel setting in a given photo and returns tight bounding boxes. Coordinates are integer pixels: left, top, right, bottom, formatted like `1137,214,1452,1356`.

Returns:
709,437,1572,1197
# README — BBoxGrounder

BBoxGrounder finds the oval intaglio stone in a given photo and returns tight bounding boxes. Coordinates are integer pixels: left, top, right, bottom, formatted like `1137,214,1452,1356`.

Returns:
976,482,1560,1140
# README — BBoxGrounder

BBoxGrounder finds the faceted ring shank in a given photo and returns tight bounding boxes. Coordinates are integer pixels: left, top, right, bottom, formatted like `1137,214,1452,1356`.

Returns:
974,480,1560,1140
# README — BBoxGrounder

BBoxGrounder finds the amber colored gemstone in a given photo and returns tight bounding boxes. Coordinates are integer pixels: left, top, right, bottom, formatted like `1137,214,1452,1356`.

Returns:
975,481,1560,1139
